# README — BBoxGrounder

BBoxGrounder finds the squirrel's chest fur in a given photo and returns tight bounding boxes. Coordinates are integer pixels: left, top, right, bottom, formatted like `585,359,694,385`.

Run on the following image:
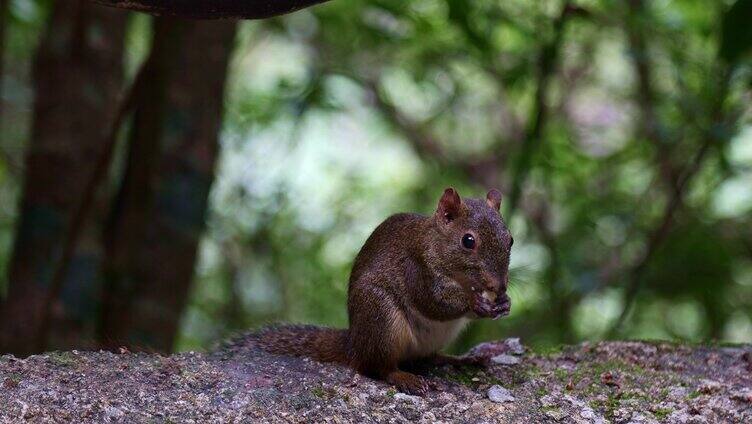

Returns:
398,312,469,360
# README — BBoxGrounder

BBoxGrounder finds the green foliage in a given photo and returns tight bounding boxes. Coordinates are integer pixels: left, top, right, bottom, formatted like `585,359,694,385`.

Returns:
720,0,752,64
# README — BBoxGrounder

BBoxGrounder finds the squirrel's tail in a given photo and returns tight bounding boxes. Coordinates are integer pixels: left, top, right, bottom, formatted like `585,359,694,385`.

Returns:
256,324,350,365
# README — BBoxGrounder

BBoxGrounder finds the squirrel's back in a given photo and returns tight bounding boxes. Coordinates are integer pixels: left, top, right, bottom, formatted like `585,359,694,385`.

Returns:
349,213,427,285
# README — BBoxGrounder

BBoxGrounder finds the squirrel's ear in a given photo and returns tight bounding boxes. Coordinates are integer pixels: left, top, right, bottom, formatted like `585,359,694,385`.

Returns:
486,189,502,212
437,187,462,223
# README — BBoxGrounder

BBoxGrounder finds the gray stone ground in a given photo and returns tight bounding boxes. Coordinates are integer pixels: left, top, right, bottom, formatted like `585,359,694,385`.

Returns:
1,336,750,423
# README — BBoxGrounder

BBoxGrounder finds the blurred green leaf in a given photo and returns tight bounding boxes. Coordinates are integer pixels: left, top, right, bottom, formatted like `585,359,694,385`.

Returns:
720,0,752,63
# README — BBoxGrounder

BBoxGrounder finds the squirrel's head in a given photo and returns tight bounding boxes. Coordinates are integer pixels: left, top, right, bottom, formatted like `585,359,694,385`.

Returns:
429,187,513,319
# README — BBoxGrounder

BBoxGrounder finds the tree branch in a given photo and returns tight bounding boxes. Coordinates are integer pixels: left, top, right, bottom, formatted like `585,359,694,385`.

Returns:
606,137,713,337
506,1,580,216
626,0,679,192
91,0,330,19
362,79,504,189
607,70,733,337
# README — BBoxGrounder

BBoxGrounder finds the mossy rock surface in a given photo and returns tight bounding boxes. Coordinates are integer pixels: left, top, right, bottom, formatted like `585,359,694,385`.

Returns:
1,337,751,422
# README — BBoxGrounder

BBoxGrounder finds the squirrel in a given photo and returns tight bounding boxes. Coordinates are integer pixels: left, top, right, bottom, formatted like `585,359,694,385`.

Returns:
257,187,513,395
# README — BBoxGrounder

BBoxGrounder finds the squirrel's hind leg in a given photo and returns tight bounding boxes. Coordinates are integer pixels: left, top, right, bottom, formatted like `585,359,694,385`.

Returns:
349,284,433,394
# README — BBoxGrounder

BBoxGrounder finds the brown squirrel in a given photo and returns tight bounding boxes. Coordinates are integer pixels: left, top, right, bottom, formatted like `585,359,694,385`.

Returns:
257,187,513,395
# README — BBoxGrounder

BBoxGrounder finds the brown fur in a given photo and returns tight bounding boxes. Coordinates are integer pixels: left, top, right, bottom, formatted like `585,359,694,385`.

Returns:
257,188,513,395
256,325,350,365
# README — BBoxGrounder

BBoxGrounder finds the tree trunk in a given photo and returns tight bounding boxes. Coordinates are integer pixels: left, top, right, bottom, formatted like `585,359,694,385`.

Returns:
99,18,237,352
0,1,127,356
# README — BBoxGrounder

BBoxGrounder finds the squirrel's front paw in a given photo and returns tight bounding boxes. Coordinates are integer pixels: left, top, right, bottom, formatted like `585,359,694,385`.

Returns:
496,292,511,319
386,370,430,396
472,290,511,319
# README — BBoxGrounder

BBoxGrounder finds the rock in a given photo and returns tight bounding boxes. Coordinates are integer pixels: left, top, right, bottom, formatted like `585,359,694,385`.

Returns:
465,401,487,416
626,411,659,423
104,406,124,420
435,392,456,406
669,409,709,424
0,339,750,422
668,386,689,401
540,394,557,408
545,409,568,421
393,392,421,404
419,411,437,423
395,401,422,421
742,352,752,372
505,338,525,355
579,408,596,419
698,379,722,394
563,394,606,423
490,354,520,365
487,385,515,403
464,341,508,358
730,388,752,403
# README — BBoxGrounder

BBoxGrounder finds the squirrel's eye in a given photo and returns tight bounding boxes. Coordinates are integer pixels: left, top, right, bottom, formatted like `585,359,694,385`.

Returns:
461,233,476,250
510,237,514,247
